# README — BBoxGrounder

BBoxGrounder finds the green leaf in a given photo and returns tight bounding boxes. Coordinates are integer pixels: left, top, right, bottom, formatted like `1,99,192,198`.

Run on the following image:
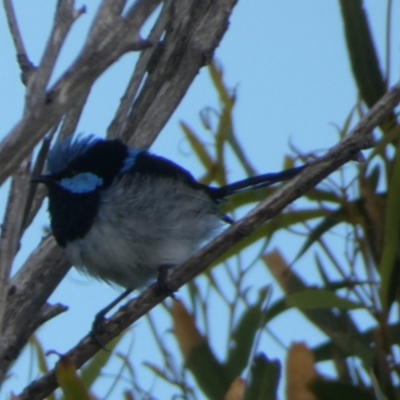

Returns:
293,215,341,262
80,333,125,390
371,371,390,400
263,251,373,369
287,289,362,310
225,290,267,379
180,121,214,171
312,322,400,364
244,353,280,400
339,0,386,109
310,379,376,400
305,188,342,203
379,144,400,311
186,341,231,400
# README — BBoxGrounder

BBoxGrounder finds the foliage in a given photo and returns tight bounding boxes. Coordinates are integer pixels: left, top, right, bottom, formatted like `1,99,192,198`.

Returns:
2,1,400,399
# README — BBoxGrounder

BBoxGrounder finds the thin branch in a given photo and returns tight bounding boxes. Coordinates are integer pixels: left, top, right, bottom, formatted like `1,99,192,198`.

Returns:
385,0,393,86
0,0,160,187
85,0,128,44
25,0,86,112
16,80,400,400
107,0,171,139
2,0,35,83
33,303,69,331
21,129,57,234
0,237,69,373
122,0,237,148
0,158,31,334
58,88,91,140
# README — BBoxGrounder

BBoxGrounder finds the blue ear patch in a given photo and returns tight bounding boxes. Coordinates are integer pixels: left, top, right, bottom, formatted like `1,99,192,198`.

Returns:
59,172,104,193
120,149,142,174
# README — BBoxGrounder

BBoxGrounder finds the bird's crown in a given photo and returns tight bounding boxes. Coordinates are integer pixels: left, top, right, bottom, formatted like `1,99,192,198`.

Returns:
44,135,140,194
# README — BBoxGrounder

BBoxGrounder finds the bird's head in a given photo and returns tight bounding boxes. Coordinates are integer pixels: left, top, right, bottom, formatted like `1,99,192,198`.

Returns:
34,135,140,194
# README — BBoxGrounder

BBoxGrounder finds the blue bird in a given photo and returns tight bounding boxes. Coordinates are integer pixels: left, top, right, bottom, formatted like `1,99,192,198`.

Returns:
35,135,305,324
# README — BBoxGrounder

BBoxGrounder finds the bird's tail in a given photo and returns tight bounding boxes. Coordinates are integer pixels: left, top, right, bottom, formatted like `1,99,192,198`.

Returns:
208,165,307,199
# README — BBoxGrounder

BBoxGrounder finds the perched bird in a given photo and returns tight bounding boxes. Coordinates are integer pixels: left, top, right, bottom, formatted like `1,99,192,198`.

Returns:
35,135,305,320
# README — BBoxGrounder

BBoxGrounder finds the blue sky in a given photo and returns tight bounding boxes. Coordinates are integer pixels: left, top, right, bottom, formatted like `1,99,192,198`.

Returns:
1,1,399,398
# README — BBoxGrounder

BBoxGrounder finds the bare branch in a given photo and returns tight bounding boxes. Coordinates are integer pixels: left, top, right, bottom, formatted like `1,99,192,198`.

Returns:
0,158,31,333
86,0,128,42
16,81,400,400
2,0,35,83
36,303,69,326
25,0,86,112
20,131,56,235
0,237,69,375
0,0,159,187
121,0,238,148
107,0,171,139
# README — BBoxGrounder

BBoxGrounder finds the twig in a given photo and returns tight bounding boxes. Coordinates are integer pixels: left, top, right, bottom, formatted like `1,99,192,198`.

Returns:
85,0,128,44
0,0,160,187
107,0,171,139
2,0,35,83
0,237,69,375
58,89,91,140
122,0,238,148
25,0,86,112
0,158,31,334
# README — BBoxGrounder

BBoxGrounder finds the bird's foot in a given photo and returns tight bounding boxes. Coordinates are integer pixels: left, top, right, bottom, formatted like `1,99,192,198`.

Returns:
90,311,109,351
90,287,134,349
157,264,178,300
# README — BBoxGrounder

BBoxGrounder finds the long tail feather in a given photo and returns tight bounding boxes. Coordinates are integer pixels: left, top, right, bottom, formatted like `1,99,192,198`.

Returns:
209,165,307,199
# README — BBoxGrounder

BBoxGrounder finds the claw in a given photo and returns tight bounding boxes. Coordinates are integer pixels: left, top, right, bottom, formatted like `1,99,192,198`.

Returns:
157,264,178,300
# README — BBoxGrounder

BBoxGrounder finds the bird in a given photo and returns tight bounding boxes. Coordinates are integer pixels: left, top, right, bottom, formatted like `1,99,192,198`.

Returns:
34,135,306,324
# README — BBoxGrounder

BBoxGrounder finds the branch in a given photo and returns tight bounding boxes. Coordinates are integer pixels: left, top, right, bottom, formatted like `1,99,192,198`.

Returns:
17,81,400,400
2,0,35,83
107,0,171,139
25,0,86,112
0,158,31,334
0,0,160,187
122,0,238,148
0,237,70,375
0,0,240,383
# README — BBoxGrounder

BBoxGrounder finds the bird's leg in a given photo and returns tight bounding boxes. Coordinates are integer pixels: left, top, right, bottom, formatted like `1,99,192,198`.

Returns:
157,264,177,299
92,287,134,334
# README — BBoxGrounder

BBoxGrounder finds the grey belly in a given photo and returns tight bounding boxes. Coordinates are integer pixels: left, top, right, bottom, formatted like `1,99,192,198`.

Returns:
65,177,223,289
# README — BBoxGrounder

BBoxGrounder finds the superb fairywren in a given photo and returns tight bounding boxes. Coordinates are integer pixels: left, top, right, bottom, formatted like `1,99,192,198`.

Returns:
35,135,305,322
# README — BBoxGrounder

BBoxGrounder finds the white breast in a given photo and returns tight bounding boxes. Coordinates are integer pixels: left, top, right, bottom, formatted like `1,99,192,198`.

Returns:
66,175,224,289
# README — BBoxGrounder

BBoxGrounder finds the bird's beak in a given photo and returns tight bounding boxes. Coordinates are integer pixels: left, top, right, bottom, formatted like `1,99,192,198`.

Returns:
31,175,53,184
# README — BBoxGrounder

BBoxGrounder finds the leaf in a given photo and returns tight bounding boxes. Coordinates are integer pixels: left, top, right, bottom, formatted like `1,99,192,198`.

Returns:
172,302,230,399
186,342,231,400
180,121,214,171
379,143,400,311
287,289,362,310
293,215,341,262
209,61,234,107
225,289,267,379
80,333,125,389
29,336,49,375
55,355,93,400
244,353,280,400
263,250,373,368
29,337,56,400
225,377,245,400
310,379,376,400
215,209,325,267
286,343,317,400
339,0,386,110
172,301,204,359
371,371,389,400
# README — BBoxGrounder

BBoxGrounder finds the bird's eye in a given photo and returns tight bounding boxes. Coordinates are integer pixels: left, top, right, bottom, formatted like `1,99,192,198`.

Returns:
66,169,78,177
